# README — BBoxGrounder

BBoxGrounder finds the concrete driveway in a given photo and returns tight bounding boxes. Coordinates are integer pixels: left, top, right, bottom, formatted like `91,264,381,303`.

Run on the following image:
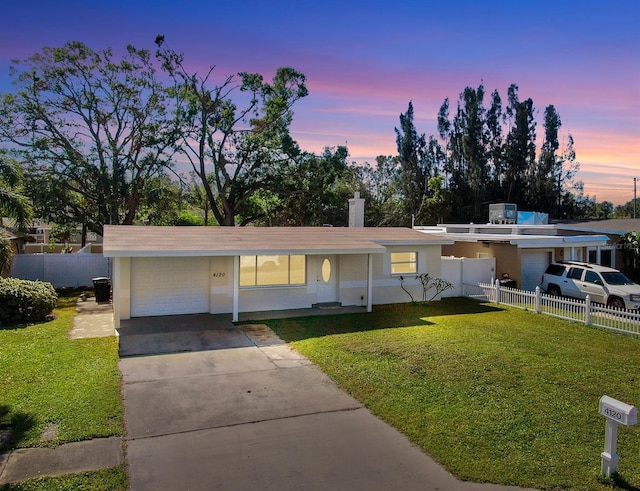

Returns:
119,315,532,491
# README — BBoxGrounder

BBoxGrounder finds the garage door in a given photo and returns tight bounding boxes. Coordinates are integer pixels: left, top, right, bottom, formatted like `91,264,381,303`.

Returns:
520,250,552,292
131,257,210,317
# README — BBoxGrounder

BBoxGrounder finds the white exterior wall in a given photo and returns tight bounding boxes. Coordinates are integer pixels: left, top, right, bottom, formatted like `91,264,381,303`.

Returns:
112,244,444,326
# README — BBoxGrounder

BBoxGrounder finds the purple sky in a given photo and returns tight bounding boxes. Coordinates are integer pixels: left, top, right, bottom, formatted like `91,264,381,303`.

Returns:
1,0,638,205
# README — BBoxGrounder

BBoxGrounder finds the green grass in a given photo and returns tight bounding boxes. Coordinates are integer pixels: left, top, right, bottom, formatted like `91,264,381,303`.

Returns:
0,293,123,450
0,465,127,491
264,298,640,491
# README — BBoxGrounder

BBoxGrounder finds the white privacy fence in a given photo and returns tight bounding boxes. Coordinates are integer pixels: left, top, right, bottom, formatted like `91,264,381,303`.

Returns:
11,253,109,288
441,257,496,297
466,280,640,337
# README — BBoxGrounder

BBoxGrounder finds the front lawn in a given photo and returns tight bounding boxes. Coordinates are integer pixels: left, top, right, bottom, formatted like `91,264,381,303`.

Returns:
0,293,123,450
264,298,640,491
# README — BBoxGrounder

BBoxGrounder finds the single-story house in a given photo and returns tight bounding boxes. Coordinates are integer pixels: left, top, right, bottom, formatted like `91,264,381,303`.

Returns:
103,225,452,328
415,222,610,291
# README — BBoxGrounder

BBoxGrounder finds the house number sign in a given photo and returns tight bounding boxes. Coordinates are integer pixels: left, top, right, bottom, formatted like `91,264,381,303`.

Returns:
212,272,226,278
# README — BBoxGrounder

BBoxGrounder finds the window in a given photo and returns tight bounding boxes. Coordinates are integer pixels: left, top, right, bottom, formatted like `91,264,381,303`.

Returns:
544,264,566,276
240,255,306,287
584,271,603,285
568,267,584,280
391,252,417,275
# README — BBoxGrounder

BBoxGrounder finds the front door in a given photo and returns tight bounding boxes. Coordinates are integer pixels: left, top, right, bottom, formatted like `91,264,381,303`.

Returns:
317,255,338,303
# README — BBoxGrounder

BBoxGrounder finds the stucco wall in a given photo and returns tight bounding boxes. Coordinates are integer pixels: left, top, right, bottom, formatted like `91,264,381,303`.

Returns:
112,244,444,325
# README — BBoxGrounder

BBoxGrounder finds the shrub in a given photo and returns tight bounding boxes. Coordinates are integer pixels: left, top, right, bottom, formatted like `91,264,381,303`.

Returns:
0,277,58,326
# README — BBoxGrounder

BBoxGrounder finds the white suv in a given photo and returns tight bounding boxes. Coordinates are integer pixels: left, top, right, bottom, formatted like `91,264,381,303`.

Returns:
541,261,640,311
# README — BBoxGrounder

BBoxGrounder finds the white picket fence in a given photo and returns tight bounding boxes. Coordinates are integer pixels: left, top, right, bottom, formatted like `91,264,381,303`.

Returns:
464,280,640,337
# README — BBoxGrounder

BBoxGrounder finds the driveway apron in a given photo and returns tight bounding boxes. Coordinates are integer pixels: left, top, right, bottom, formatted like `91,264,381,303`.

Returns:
119,315,531,491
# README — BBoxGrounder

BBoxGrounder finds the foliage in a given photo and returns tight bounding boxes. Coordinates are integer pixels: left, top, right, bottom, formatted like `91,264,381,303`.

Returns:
0,277,57,326
170,210,205,226
361,83,583,225
0,41,176,236
0,465,128,491
265,300,640,490
156,37,308,226
47,223,73,251
614,198,640,218
257,146,354,226
0,228,16,276
619,231,640,281
395,102,428,223
0,151,33,232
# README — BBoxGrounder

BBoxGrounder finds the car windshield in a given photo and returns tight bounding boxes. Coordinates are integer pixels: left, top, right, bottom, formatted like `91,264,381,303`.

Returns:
601,272,634,285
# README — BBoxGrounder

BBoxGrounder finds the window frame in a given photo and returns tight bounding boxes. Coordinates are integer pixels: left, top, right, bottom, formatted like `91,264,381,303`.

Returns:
390,251,418,276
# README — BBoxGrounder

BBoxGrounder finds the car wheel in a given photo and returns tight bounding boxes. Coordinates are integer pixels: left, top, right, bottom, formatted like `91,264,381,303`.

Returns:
607,297,625,310
547,285,561,296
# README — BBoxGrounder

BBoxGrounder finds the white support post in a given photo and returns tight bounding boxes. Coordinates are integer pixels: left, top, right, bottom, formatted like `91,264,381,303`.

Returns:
233,256,239,322
601,419,620,476
535,286,541,313
585,295,592,326
367,254,373,313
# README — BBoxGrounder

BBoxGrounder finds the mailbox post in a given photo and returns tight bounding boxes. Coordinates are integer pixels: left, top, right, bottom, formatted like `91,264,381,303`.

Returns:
599,396,637,477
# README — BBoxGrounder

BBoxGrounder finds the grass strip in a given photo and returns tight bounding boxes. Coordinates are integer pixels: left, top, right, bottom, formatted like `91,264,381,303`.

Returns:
0,294,123,450
0,464,127,491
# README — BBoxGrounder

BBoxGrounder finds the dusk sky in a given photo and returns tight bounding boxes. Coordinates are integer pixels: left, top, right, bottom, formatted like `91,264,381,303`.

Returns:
1,0,638,205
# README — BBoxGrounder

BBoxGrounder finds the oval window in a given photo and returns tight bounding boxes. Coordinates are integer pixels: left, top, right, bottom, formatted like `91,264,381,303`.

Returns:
321,258,331,283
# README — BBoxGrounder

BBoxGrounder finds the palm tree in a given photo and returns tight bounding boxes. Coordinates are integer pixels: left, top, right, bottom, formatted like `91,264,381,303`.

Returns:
0,153,33,275
0,154,33,231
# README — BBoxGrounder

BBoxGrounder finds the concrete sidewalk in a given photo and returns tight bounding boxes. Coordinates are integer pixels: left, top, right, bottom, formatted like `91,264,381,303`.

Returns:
119,318,534,491
0,438,123,484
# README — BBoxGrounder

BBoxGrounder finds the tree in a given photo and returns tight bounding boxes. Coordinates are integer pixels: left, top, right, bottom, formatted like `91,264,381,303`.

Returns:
419,176,452,225
395,102,427,224
0,151,33,232
263,146,352,226
503,85,536,207
156,38,308,226
355,155,403,226
459,85,489,221
0,41,176,237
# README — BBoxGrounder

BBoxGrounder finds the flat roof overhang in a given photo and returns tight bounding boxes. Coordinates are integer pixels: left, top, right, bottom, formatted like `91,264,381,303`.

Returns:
435,233,610,249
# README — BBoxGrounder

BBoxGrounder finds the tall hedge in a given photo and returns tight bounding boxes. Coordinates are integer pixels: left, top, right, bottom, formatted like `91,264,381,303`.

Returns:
0,277,58,326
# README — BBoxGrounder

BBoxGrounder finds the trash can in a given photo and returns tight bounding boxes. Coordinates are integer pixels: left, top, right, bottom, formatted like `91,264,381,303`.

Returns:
92,277,111,302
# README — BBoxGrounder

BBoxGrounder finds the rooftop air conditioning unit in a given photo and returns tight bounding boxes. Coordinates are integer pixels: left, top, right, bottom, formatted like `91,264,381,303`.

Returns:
489,203,517,224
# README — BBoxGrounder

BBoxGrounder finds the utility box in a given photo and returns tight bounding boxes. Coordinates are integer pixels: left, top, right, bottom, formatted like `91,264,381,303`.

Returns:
489,203,517,224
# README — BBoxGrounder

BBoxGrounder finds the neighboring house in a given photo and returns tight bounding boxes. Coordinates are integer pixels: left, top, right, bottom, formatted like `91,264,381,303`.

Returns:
21,220,103,254
553,219,640,270
103,225,452,328
415,222,610,292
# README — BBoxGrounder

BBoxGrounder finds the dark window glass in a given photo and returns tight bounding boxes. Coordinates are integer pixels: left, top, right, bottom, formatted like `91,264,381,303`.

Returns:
544,264,565,276
584,271,602,285
568,268,584,280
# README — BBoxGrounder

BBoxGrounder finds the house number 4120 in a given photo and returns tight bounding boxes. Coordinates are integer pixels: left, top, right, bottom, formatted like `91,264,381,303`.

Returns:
212,272,226,278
